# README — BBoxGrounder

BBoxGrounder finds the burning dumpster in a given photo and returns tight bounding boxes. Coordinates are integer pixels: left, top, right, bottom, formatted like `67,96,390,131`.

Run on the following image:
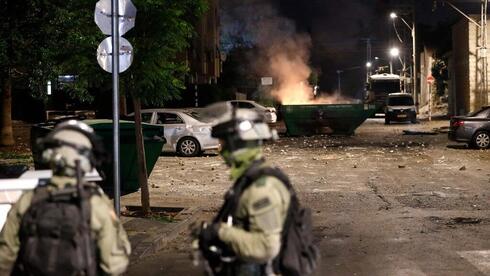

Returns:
282,103,376,136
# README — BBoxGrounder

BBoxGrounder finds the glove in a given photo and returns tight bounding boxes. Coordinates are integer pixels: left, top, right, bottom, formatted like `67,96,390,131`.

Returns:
198,222,220,251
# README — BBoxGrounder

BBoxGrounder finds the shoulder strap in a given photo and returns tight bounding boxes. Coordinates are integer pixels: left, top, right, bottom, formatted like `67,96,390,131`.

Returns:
213,160,299,223
213,160,264,223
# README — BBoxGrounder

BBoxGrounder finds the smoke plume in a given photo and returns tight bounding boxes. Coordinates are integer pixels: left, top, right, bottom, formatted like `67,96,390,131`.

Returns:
222,0,354,105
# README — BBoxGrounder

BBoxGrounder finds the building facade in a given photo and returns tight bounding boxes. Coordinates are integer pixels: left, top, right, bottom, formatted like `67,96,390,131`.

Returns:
187,0,221,85
452,16,490,115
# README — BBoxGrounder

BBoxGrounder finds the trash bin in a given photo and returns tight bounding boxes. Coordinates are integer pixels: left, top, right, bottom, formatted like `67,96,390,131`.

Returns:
31,119,165,194
282,103,377,136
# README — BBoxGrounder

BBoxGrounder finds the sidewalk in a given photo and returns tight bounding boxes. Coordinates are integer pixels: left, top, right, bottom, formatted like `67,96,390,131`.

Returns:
122,206,201,263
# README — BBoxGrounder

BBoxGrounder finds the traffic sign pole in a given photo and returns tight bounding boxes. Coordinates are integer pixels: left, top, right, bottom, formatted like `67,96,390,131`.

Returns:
427,75,435,122
112,0,121,216
95,0,136,216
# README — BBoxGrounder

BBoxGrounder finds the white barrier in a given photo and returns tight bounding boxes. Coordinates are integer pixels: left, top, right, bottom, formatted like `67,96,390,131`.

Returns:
0,170,102,230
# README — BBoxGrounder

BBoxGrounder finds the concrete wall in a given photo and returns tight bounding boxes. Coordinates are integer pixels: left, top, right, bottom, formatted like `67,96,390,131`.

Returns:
452,17,490,115
419,47,434,110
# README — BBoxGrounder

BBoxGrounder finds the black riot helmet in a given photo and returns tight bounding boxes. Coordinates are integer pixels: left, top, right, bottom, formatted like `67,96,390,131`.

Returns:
206,102,278,154
37,120,106,177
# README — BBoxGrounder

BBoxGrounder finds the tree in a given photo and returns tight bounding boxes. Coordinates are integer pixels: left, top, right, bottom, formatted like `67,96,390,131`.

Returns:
122,0,207,215
1,0,207,215
0,0,105,146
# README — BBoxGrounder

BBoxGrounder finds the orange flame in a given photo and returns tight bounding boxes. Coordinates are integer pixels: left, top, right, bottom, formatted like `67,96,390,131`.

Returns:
266,35,354,105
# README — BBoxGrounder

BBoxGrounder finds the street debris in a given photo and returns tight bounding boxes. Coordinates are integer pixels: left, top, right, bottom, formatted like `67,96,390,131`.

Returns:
398,165,406,168
450,217,482,225
459,166,466,171
403,130,438,135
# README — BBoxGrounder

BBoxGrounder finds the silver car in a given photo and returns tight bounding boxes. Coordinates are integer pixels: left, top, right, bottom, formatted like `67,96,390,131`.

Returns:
228,100,277,123
129,109,219,157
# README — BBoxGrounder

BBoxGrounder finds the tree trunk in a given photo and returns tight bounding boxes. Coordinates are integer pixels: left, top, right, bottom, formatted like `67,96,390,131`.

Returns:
131,94,150,215
0,74,15,146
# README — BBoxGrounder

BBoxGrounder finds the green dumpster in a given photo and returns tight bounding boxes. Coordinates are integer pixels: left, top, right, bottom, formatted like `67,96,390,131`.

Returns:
31,119,165,194
282,103,377,136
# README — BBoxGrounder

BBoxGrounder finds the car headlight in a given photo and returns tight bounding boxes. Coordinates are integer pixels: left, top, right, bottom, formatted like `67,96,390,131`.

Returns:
410,107,416,112
387,108,394,112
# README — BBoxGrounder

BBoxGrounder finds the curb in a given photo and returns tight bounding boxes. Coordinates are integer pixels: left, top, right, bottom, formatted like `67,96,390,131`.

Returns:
126,206,201,263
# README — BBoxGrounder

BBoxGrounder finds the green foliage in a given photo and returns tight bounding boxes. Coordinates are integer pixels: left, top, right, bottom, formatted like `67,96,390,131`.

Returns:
123,0,207,105
431,59,448,96
0,0,207,105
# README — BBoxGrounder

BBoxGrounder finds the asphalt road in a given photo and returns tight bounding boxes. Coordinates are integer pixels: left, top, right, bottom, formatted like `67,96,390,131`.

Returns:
126,119,490,276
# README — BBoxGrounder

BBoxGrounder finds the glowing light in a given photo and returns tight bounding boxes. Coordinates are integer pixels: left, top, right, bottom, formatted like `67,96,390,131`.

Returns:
390,47,400,57
390,12,397,19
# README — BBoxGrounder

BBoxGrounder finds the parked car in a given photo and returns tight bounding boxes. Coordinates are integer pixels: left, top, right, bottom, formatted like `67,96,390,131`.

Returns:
384,93,417,124
228,100,277,123
449,106,490,149
128,109,219,157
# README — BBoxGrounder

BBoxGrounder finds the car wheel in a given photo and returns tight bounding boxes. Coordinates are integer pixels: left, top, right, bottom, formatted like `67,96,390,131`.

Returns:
384,118,390,125
472,131,490,149
177,137,201,157
411,118,417,124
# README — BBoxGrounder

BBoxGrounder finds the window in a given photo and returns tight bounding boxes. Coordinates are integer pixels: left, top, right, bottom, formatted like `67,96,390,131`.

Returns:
238,102,255,109
141,113,153,123
157,113,184,124
388,96,414,106
470,108,490,118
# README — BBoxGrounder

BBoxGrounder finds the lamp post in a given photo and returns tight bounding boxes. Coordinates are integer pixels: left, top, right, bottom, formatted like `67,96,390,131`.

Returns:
389,47,400,74
390,12,417,100
366,61,372,82
336,70,343,93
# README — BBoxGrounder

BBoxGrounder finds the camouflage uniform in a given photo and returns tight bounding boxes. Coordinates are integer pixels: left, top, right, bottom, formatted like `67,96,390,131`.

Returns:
218,148,290,267
0,175,131,275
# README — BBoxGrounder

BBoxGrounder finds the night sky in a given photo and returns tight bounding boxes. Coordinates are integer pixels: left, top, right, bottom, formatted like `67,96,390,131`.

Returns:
221,0,484,98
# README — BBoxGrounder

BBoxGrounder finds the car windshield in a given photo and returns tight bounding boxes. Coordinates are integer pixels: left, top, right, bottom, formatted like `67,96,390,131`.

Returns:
388,96,414,106
468,107,490,118
184,111,214,123
370,81,400,94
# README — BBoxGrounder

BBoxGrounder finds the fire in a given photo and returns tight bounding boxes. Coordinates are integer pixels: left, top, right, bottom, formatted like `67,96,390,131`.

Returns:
266,35,354,105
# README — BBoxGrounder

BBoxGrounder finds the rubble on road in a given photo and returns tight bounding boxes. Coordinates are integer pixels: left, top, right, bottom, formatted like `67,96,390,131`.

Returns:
403,130,438,135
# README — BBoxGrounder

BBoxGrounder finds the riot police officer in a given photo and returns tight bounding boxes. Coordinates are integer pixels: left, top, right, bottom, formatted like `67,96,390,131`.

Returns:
195,103,291,275
0,120,131,275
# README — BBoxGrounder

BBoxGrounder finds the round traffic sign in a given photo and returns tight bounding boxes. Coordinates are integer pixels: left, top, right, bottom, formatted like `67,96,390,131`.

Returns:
97,36,133,73
95,0,136,36
427,75,435,84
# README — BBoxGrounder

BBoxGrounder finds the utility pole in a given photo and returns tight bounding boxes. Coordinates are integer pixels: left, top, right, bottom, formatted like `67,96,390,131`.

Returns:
337,70,343,94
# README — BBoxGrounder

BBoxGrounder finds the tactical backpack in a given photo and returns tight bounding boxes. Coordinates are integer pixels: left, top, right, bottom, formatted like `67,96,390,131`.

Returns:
215,161,320,276
14,184,98,276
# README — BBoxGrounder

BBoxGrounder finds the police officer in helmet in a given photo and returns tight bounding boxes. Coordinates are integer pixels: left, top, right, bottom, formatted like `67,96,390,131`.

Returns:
195,103,291,275
0,120,131,275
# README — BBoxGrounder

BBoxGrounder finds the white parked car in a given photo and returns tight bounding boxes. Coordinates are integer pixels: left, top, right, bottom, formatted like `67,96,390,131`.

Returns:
228,100,277,123
128,109,219,157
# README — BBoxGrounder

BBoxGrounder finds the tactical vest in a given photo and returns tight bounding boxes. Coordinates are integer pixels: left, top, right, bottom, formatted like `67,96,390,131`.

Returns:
215,160,319,276
13,183,99,276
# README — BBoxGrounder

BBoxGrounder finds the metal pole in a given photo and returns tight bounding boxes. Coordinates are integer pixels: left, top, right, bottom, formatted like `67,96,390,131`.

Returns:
412,24,417,106
195,84,198,107
337,70,342,93
429,85,432,121
112,0,121,216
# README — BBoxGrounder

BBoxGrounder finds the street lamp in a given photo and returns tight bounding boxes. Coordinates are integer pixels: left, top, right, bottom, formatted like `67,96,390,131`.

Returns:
365,62,372,82
390,11,417,101
389,47,400,74
390,47,400,57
